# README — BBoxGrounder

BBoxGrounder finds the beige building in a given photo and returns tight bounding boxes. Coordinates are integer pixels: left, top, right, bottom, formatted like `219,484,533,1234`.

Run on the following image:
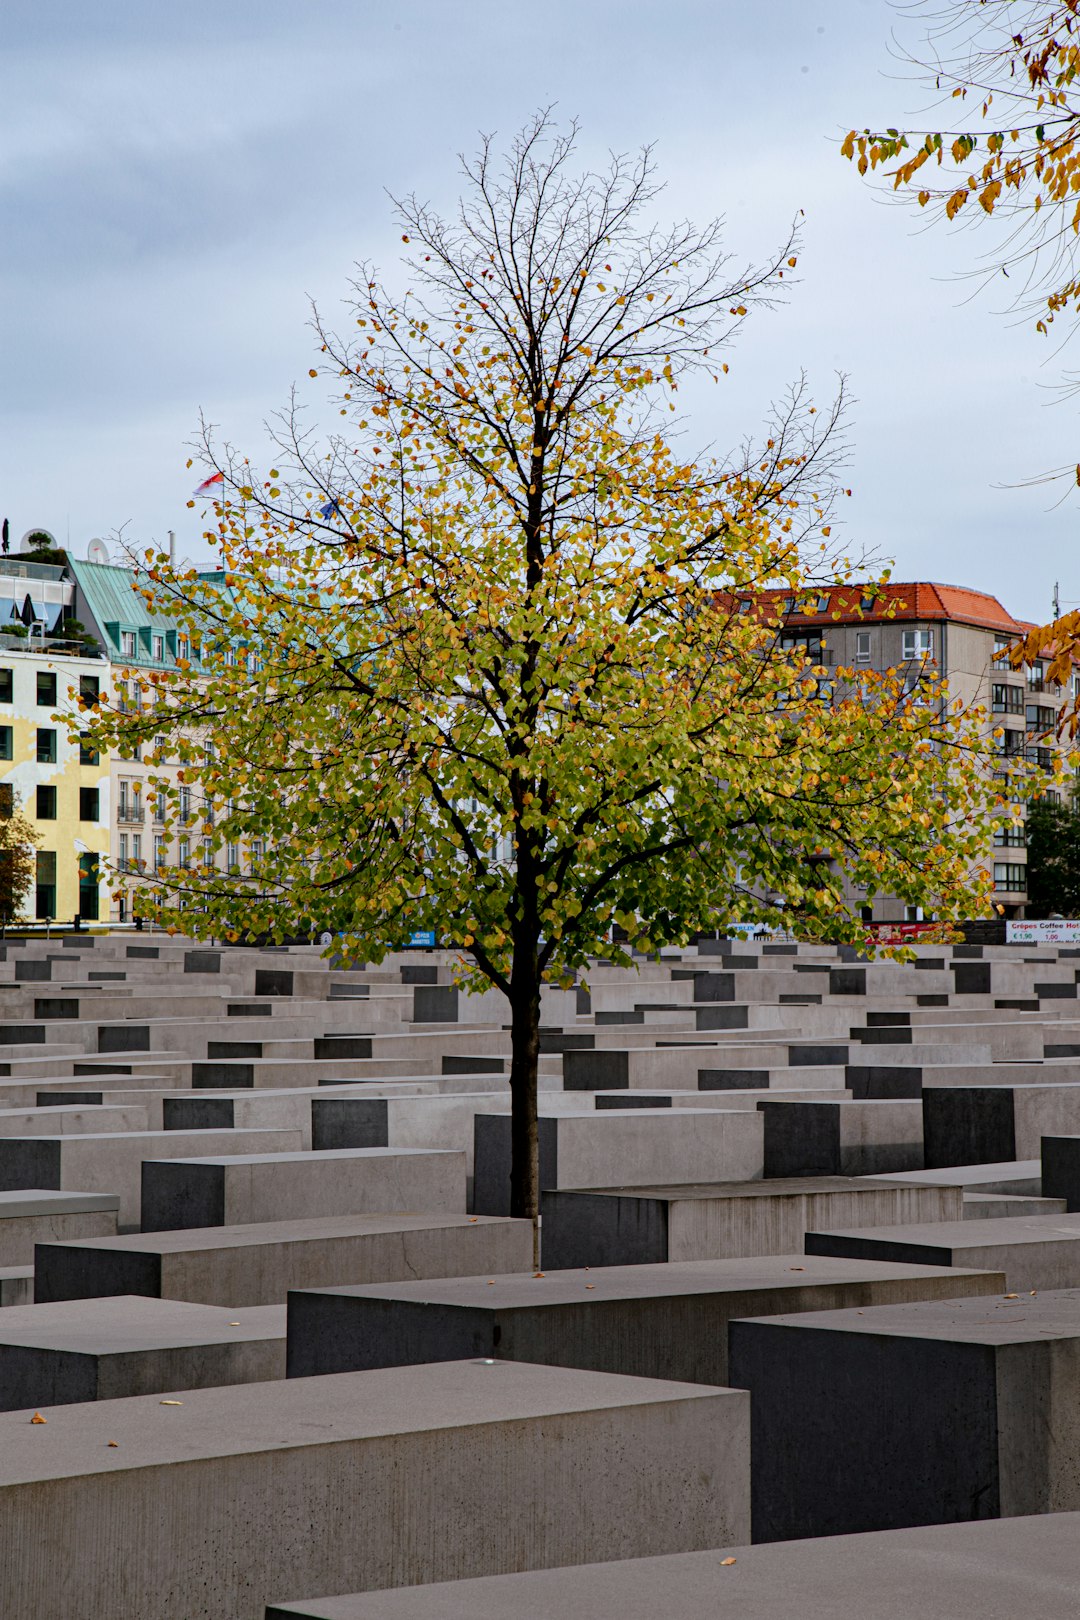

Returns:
756,581,1071,920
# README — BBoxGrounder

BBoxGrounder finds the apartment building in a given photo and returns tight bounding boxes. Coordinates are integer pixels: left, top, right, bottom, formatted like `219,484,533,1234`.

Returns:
747,581,1072,920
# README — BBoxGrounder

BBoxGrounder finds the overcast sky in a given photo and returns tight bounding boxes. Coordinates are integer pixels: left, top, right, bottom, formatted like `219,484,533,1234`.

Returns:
1,0,1075,621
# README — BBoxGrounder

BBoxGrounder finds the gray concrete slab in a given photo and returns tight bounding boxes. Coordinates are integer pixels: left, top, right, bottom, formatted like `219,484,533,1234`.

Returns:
862,1160,1042,1195
0,1294,284,1406
924,1083,1080,1167
804,1213,1080,1289
730,1288,1080,1543
963,1193,1067,1219
0,1360,748,1620
474,1110,764,1215
541,1178,965,1269
0,1128,304,1226
141,1146,467,1231
263,1512,1080,1619
758,1098,923,1177
286,1254,1003,1385
0,1189,118,1266
35,1213,533,1307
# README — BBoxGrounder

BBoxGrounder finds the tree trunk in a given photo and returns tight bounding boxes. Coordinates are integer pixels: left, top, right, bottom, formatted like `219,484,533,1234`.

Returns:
508,968,542,1266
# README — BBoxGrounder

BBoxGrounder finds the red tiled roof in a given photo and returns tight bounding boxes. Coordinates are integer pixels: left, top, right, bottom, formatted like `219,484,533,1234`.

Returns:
746,582,1021,634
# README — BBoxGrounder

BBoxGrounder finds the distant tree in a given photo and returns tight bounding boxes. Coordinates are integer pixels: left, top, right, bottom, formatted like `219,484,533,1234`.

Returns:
1025,794,1080,915
0,803,39,924
80,115,1000,1237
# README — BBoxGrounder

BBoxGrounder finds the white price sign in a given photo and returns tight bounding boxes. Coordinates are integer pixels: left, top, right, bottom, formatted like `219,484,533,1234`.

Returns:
1006,920,1080,945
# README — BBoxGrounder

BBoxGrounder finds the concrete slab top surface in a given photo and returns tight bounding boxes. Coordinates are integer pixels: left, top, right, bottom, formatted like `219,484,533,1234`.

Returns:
154,1147,462,1168
0,1189,120,1215
736,1285,1080,1345
808,1214,1080,1249
554,1177,923,1201
862,1162,1041,1188
41,1213,525,1255
0,1295,284,1352
260,1511,1080,1618
0,1359,733,1486
301,1255,1003,1308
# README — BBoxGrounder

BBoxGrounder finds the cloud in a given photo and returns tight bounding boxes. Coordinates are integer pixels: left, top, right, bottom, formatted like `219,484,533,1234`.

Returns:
0,0,1071,619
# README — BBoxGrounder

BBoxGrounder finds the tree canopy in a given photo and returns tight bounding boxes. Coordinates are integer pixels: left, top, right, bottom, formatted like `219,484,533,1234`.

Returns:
1025,790,1080,914
80,116,1001,1221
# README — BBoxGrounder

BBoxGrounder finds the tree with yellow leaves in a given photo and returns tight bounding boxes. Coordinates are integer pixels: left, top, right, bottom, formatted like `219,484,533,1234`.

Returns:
82,116,998,1232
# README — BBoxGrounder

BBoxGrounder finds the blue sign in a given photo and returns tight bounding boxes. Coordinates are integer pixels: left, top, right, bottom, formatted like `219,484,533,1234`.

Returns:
407,930,437,948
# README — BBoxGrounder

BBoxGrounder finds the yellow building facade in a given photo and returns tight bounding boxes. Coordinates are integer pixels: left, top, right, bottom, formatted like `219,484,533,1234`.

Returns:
0,646,110,922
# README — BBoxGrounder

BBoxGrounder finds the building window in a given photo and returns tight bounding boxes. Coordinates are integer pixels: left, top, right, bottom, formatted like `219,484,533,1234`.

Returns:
1027,704,1055,732
36,729,56,764
994,634,1014,656
902,628,933,661
178,636,190,661
131,833,142,868
993,863,1026,891
0,669,12,704
36,671,57,706
1027,660,1045,692
815,594,830,615
154,836,165,870
118,833,128,872
227,842,239,872
79,675,99,704
855,631,871,663
992,683,1024,715
35,850,56,919
79,733,99,766
78,853,99,921
249,839,264,872
153,793,166,827
0,784,12,819
152,635,164,662
178,837,189,868
35,786,57,820
202,838,213,869
179,785,192,823
0,727,11,762
79,787,99,822
996,728,1026,758
120,631,137,658
994,825,1027,847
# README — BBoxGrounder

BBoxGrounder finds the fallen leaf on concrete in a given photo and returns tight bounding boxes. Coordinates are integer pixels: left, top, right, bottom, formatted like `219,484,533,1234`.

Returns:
107,1441,118,1448
720,1557,736,1566
1004,1293,1019,1300
30,1412,46,1424
159,1400,183,1406
586,1284,595,1290
469,1217,478,1223
533,1271,545,1278
228,1322,240,1326
788,1266,804,1272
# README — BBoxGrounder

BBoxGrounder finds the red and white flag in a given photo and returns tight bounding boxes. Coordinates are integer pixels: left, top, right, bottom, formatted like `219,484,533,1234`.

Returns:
192,472,225,498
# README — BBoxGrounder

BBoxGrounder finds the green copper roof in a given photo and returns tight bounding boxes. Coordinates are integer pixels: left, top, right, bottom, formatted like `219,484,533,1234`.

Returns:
66,558,178,669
